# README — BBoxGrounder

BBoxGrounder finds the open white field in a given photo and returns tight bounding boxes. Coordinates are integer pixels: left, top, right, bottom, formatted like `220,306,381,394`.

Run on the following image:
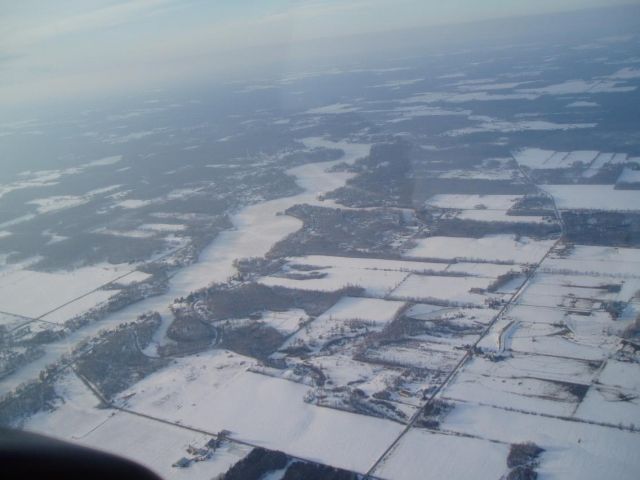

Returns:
307,355,404,400
279,297,405,351
456,209,548,224
617,167,640,185
259,308,308,335
259,268,409,297
319,296,405,324
583,152,616,177
83,413,251,480
405,304,496,324
0,311,31,330
445,261,520,278
24,372,249,480
439,402,640,480
513,148,634,179
424,192,551,223
364,342,463,371
0,263,133,318
575,385,640,427
425,194,521,210
437,167,518,181
518,274,639,307
285,254,520,279
443,360,586,416
390,273,498,306
374,428,509,480
541,185,640,211
506,299,620,360
25,371,112,438
513,148,555,169
543,244,640,277
508,320,612,361
506,304,568,325
39,290,118,324
405,235,554,264
112,270,153,286
287,255,448,274
459,353,598,386
117,350,405,473
597,360,640,392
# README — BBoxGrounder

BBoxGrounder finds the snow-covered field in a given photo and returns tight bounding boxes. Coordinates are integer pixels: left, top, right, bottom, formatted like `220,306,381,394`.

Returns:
286,255,449,274
437,167,517,180
116,350,405,473
513,147,626,174
24,371,250,480
39,290,118,324
375,429,509,480
443,368,584,416
426,194,521,210
575,385,640,426
436,402,640,480
80,413,252,480
0,263,133,318
405,235,554,264
541,185,640,211
259,267,409,297
388,237,640,478
364,342,462,371
318,297,405,325
259,308,308,335
280,297,405,350
389,273,498,306
0,311,30,330
617,167,640,185
5,45,640,480
445,262,521,278
456,209,548,223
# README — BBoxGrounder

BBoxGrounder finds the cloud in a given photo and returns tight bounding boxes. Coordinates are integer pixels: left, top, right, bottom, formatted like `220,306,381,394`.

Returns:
2,0,175,49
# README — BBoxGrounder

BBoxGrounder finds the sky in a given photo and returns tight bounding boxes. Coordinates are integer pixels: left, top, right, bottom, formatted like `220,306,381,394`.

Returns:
0,0,638,107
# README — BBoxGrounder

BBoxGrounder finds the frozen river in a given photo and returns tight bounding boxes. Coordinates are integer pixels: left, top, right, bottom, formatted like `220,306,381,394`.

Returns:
0,138,371,396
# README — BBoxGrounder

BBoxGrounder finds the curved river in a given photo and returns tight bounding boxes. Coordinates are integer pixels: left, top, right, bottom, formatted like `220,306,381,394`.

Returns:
0,138,371,395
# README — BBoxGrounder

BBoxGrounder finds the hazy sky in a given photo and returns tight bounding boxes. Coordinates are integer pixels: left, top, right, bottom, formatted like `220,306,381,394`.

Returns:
0,0,637,106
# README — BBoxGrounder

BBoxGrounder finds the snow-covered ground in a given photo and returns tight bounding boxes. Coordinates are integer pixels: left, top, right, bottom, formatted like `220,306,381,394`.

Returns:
540,185,640,211
318,297,405,325
456,209,548,224
116,350,405,473
0,138,372,391
405,235,554,264
514,148,612,171
374,429,510,480
259,309,308,335
286,255,449,274
426,194,521,210
436,402,640,480
0,263,133,318
24,371,250,480
80,413,252,480
280,297,405,351
443,368,583,416
389,273,498,306
426,192,551,224
445,262,521,278
617,167,640,185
